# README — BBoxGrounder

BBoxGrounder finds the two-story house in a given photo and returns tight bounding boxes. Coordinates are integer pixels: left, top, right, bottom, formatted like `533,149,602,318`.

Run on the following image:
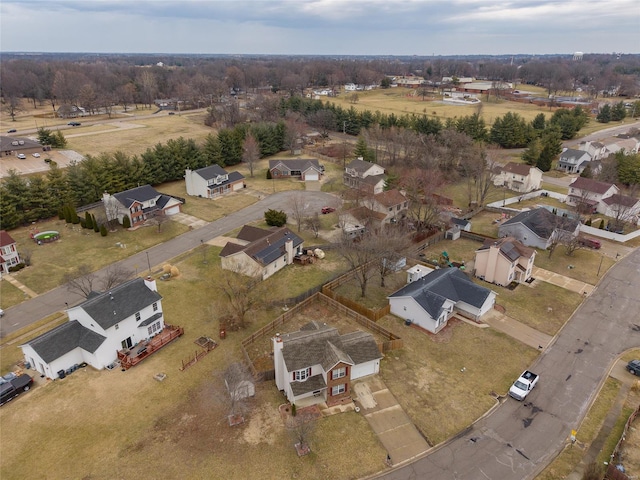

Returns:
268,159,323,181
498,208,580,249
602,194,640,226
576,141,607,161
102,185,183,227
20,277,169,379
0,230,21,274
273,321,382,407
343,158,386,194
474,237,536,287
369,189,408,223
388,268,496,334
185,165,245,198
566,177,619,214
558,149,592,174
493,162,543,192
220,226,304,280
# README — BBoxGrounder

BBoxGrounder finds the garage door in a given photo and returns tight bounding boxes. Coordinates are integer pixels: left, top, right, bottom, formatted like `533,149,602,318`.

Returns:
305,173,319,181
164,205,180,216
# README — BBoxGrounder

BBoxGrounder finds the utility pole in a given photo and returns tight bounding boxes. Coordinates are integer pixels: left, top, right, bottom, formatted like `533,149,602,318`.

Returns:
343,121,347,169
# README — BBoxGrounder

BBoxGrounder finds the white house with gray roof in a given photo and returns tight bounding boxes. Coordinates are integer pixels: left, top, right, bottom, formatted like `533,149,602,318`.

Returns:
388,268,496,334
498,208,580,249
344,158,386,194
20,277,164,379
185,165,245,198
273,321,382,407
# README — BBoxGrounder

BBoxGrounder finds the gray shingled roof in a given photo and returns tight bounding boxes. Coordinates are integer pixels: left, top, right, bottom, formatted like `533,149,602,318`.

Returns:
194,164,228,180
346,158,381,174
220,227,303,265
79,278,162,331
501,208,579,239
478,237,534,262
290,374,326,396
269,159,321,172
113,185,162,208
389,268,492,313
23,320,106,363
280,322,381,373
569,177,615,195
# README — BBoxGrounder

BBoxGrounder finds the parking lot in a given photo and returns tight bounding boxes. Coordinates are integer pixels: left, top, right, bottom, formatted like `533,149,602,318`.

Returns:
0,150,83,178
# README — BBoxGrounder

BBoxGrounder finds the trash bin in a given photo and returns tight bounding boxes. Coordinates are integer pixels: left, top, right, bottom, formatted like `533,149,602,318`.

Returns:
57,370,66,379
219,328,226,340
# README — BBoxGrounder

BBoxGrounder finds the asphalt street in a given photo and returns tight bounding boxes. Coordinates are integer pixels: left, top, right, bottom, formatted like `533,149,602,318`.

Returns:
377,246,640,480
0,190,336,337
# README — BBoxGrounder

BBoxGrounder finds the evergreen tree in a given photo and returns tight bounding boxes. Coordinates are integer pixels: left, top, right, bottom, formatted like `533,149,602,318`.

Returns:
580,165,593,178
264,209,287,227
611,102,627,122
100,224,108,236
596,104,611,123
522,138,542,166
531,113,546,132
455,113,488,142
0,185,21,230
92,214,100,232
490,112,533,148
122,215,131,229
353,137,375,162
85,212,93,229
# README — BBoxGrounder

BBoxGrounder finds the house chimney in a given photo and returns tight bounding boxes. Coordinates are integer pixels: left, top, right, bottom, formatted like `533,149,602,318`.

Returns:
144,276,157,292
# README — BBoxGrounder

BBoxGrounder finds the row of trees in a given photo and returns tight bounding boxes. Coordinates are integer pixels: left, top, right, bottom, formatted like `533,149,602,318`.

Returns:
3,53,638,121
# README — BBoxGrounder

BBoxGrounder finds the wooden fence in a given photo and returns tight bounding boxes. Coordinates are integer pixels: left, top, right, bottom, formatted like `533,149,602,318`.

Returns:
604,403,640,480
240,292,403,380
117,324,184,370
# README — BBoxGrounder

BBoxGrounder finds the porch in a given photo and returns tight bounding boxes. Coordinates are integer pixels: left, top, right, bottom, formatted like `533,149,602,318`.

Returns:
117,324,184,370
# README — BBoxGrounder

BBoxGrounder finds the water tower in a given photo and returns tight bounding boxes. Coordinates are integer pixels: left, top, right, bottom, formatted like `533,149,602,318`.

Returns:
573,51,583,61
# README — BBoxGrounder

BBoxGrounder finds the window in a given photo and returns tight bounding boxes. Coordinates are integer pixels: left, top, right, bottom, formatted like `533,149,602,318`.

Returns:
293,367,312,381
152,302,158,312
147,322,160,335
135,312,141,321
331,384,346,396
332,367,346,380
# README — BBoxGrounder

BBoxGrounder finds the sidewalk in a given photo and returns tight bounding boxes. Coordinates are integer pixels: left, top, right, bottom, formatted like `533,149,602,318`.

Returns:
2,274,38,298
481,309,553,350
531,267,594,296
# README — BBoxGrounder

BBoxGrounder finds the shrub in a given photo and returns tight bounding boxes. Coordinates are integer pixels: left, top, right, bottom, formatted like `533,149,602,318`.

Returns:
72,214,80,225
8,262,26,272
266,169,272,179
122,216,131,229
100,224,108,237
265,208,287,227
80,219,86,228
84,212,93,229
291,404,297,417
92,214,100,232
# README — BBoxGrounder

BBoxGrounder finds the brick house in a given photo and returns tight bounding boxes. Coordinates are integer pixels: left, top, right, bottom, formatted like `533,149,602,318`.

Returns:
102,185,183,227
273,321,382,407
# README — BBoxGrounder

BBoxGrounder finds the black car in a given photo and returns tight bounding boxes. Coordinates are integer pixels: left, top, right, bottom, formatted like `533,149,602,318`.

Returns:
68,121,81,127
7,129,17,133
0,374,33,406
627,360,640,376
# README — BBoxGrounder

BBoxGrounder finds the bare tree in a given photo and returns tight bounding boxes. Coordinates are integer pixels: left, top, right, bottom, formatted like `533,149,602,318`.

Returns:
563,235,584,257
284,113,306,155
65,263,132,298
399,168,446,235
147,211,171,233
101,264,133,291
64,264,97,298
289,193,308,232
215,361,254,426
373,227,411,287
286,409,317,456
337,233,379,298
242,133,260,178
304,213,321,238
213,267,265,330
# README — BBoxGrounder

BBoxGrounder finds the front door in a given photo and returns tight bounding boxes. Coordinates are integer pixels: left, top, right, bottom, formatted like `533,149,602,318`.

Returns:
121,337,133,350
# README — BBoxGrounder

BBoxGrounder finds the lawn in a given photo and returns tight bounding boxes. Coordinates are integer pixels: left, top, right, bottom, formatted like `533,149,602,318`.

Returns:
8,216,189,295
0,246,388,480
0,278,26,309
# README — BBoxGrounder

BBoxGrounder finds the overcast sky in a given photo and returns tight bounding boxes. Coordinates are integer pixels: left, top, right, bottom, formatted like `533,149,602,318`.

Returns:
1,0,638,56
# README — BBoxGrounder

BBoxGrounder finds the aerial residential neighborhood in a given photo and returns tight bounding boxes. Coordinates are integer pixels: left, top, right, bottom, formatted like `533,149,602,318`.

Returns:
1,5,640,479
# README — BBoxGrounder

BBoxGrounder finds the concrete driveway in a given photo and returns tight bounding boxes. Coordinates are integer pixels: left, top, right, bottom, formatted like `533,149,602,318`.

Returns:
353,376,430,466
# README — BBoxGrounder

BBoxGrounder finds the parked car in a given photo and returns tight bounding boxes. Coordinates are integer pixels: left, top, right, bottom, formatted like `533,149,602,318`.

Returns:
68,121,81,126
0,373,33,406
321,207,335,214
627,360,640,376
17,154,26,159
0,308,4,317
32,153,41,158
578,237,601,249
509,370,539,400
7,129,17,133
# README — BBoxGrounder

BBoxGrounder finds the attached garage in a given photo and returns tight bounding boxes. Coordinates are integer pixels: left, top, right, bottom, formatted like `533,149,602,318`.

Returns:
303,171,319,181
164,205,181,216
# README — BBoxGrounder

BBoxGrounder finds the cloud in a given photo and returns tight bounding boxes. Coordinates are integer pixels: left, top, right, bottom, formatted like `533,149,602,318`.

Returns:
1,0,638,54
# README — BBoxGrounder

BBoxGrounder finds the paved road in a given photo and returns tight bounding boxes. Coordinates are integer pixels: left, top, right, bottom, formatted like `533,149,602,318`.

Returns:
377,246,640,480
0,190,336,337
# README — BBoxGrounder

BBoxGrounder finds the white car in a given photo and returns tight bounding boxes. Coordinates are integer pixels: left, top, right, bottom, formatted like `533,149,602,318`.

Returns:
32,153,41,158
17,154,26,160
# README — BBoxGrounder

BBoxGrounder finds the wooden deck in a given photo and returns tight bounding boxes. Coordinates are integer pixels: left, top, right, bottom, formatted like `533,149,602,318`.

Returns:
117,324,184,370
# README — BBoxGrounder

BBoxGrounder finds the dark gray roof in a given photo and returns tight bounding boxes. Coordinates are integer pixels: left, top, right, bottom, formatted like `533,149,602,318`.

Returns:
280,322,381,373
269,158,321,172
290,374,326,396
450,217,470,227
79,278,162,331
501,208,579,239
194,164,228,180
139,312,163,327
112,185,162,208
222,227,303,265
23,320,106,363
346,158,381,174
389,268,492,313
361,174,386,186
560,149,590,162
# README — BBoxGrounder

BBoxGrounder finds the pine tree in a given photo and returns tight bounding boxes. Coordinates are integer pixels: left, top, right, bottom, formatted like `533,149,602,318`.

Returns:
100,224,108,236
85,212,93,229
596,104,611,123
122,216,131,229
